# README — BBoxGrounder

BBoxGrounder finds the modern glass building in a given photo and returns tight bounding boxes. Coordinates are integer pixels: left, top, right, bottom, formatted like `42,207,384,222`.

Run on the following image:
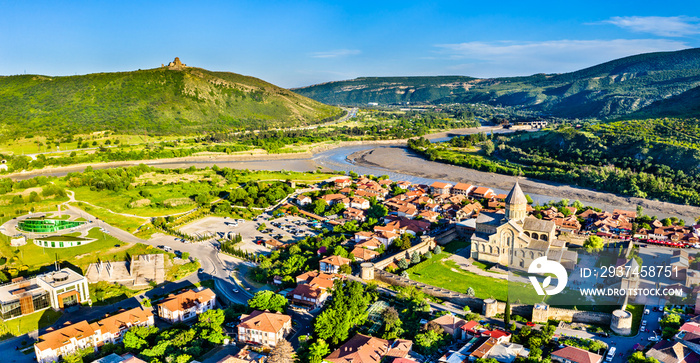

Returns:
17,218,85,233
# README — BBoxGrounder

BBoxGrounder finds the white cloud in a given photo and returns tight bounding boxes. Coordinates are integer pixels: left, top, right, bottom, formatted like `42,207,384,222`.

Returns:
599,16,700,37
434,39,690,77
310,49,361,58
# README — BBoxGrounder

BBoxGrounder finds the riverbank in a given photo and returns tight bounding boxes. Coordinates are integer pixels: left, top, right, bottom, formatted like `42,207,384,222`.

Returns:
348,146,700,223
4,126,502,180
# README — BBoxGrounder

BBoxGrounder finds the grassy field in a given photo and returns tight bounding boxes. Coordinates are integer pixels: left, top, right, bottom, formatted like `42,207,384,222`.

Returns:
90,281,144,306
406,250,522,301
234,171,339,183
0,309,63,340
69,202,147,232
1,227,128,273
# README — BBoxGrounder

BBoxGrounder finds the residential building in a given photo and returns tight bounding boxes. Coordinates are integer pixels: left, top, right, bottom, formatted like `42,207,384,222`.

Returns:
351,246,381,262
350,197,370,210
288,284,328,308
489,342,529,363
237,310,292,347
35,307,154,363
472,187,495,199
335,178,353,188
647,340,700,363
91,307,154,345
1,269,90,321
156,288,216,323
550,346,602,363
325,333,412,363
319,255,352,274
452,183,474,196
35,320,97,363
430,314,467,339
264,239,285,250
430,182,453,195
296,195,312,206
344,208,366,221
93,353,146,363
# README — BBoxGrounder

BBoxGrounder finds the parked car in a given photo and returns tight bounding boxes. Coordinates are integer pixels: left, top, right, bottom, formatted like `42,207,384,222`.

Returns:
644,309,650,315
232,288,239,293
526,322,535,327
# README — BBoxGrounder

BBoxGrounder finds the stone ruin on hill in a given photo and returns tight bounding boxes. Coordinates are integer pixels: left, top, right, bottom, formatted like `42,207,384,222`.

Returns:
162,57,187,70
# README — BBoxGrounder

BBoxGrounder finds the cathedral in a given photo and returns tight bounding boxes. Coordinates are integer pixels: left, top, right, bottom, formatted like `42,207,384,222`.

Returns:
470,182,576,270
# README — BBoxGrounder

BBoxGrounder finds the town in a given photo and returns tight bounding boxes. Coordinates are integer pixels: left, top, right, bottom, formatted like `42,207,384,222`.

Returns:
1,169,700,363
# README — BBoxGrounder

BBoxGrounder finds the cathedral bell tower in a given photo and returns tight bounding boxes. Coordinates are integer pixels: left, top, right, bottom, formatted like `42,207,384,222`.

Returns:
504,181,527,222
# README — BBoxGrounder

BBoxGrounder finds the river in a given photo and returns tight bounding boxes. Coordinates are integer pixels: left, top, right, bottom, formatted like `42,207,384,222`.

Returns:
8,126,700,223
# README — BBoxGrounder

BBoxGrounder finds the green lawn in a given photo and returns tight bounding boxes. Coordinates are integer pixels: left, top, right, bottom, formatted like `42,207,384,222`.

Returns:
90,281,144,306
0,309,63,340
4,227,126,272
69,202,147,232
234,171,339,183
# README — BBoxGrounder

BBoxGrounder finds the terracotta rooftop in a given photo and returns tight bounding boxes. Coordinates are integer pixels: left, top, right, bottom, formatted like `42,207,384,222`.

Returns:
238,310,291,333
158,288,215,313
90,307,153,335
551,346,603,363
320,255,352,266
325,333,390,363
36,320,96,351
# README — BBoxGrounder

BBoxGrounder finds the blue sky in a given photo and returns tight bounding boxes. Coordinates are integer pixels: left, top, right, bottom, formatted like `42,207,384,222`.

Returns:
1,0,699,87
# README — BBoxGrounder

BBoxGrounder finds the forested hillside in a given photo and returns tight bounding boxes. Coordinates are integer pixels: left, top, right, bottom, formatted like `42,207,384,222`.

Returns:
295,48,700,119
0,66,342,137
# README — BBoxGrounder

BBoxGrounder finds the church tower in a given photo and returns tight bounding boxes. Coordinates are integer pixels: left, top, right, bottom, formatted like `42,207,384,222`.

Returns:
504,181,527,222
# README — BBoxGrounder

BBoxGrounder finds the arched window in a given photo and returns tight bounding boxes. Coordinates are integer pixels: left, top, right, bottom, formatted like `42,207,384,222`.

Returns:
524,231,530,237
541,234,548,241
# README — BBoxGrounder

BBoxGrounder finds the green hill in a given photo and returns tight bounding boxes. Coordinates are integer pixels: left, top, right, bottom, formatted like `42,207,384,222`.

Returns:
294,48,700,119
0,63,342,136
627,85,700,119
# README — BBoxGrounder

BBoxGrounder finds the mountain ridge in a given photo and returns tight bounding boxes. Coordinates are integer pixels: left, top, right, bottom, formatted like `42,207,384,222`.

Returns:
294,48,700,119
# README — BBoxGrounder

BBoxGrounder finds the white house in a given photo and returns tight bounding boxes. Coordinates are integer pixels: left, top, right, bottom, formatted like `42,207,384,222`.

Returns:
319,255,352,274
156,288,216,323
237,310,292,347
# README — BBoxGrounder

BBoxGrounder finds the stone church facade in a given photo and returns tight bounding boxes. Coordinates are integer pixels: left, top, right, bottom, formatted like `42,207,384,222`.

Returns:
470,182,576,270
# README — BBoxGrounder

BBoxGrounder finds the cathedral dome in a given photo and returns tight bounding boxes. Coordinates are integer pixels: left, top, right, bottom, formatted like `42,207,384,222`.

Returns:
505,181,527,206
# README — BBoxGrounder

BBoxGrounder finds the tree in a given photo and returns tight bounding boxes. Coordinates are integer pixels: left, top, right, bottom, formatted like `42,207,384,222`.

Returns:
411,251,421,264
367,203,388,219
434,245,442,254
636,205,644,217
182,252,190,260
504,297,511,326
423,251,432,259
466,287,475,297
583,235,604,252
628,351,660,363
339,264,352,274
397,259,409,270
247,290,288,313
482,140,495,156
313,199,328,215
197,309,226,344
308,339,331,363
400,271,409,278
268,339,294,363
257,223,266,231
525,194,534,204
415,329,446,355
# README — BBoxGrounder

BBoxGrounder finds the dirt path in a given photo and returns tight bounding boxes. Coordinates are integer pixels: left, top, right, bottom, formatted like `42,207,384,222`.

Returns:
348,146,700,222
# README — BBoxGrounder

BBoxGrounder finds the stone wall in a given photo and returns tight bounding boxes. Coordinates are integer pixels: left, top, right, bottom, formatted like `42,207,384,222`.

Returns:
374,268,612,324
433,226,458,245
374,236,437,269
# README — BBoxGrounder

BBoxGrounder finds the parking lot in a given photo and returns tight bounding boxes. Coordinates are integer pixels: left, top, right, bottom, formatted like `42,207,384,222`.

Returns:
231,213,320,253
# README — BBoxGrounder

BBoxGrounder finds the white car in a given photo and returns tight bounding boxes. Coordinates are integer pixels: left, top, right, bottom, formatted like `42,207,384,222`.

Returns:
648,334,660,342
